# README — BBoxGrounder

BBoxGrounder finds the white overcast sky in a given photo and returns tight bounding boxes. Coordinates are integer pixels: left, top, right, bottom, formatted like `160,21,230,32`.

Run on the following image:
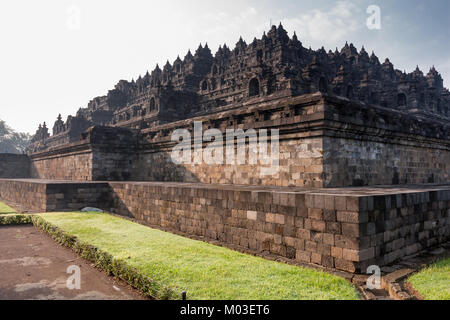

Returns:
0,0,449,133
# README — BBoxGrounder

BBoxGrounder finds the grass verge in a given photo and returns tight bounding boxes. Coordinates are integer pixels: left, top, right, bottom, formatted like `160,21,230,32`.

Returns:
407,258,450,300
31,215,175,299
0,213,31,225
34,211,359,300
0,202,16,215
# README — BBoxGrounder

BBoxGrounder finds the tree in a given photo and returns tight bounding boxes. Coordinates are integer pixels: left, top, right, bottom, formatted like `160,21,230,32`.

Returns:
0,119,31,154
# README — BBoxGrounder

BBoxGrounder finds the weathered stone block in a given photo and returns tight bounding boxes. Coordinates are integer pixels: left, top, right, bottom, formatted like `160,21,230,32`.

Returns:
341,223,360,237
247,210,257,221
296,250,311,263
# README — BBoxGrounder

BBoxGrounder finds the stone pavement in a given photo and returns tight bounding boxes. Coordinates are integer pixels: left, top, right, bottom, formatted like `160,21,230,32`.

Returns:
0,225,144,300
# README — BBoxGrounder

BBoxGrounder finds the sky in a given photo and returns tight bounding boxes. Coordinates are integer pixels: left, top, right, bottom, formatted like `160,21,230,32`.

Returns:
0,0,449,134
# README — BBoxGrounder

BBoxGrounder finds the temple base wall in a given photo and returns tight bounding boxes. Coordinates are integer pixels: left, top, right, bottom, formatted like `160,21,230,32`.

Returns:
0,154,30,179
132,137,324,187
26,95,450,188
107,182,450,273
1,178,448,273
323,136,450,187
0,179,46,212
27,132,450,188
0,179,111,212
30,151,93,181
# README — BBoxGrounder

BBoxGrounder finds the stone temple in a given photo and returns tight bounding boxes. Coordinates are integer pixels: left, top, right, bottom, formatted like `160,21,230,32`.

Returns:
0,25,449,274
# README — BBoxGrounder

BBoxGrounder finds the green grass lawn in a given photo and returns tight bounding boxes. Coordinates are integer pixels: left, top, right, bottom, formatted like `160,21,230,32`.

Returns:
38,211,359,300
0,202,16,214
408,258,450,300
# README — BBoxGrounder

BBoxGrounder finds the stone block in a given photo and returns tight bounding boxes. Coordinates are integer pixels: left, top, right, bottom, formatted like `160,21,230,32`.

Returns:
337,211,366,223
296,250,311,263
323,233,335,246
311,252,322,265
346,197,360,211
308,208,323,220
311,220,326,232
335,196,347,211
326,221,341,234
341,223,360,237
334,258,356,273
296,228,311,240
323,209,336,221
324,196,335,210
331,246,343,259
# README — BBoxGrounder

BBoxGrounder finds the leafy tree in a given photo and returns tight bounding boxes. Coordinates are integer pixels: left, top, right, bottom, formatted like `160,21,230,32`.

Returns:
0,119,32,154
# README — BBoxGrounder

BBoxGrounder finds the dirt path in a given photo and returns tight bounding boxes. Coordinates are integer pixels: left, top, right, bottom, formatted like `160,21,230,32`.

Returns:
0,225,145,300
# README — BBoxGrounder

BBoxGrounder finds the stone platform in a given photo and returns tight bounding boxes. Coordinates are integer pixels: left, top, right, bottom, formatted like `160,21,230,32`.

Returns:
1,178,449,274
0,179,110,212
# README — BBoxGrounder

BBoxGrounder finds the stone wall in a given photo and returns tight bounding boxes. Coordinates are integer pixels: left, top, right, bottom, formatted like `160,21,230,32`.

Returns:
321,95,450,187
0,154,30,179
92,150,137,181
86,126,139,181
29,126,139,181
131,94,450,188
45,182,111,211
27,94,450,188
0,179,46,212
30,147,136,182
323,137,450,187
133,137,324,187
31,151,93,181
1,178,448,273
303,187,450,272
106,182,450,273
135,132,449,188
0,179,111,212
31,145,140,181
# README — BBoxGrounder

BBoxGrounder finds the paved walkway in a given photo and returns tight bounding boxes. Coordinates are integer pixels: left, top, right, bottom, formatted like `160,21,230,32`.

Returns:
0,225,144,300
3,178,450,196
